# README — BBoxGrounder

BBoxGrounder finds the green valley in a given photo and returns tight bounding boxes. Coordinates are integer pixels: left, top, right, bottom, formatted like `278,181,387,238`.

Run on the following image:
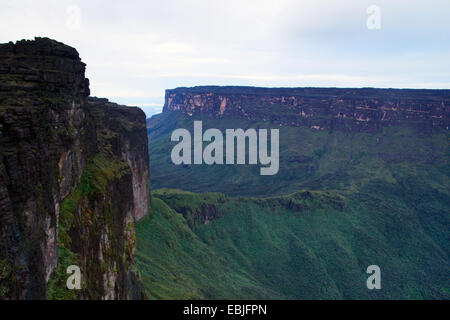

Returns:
137,87,449,299
136,187,449,299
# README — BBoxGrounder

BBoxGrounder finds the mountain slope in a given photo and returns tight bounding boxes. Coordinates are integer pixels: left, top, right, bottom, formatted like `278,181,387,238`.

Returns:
140,86,449,299
148,115,448,197
148,86,448,196
136,189,449,299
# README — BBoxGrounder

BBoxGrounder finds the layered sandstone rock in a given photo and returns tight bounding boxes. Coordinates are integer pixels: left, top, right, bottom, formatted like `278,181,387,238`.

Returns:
0,38,150,299
164,86,449,132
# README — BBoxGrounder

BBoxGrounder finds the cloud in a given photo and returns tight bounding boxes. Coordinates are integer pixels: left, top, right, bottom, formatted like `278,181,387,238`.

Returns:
1,0,448,118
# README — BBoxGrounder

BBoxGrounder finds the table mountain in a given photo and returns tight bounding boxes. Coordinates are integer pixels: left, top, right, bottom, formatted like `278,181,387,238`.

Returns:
0,38,150,299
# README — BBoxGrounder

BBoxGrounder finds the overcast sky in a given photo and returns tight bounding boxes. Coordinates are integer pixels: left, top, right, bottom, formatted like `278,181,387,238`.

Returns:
1,0,449,117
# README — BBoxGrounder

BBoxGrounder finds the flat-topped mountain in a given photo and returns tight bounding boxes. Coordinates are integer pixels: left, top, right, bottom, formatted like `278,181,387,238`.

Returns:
163,86,449,132
143,85,449,299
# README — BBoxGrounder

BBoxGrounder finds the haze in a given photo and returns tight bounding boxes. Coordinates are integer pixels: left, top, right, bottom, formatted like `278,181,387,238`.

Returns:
1,0,449,116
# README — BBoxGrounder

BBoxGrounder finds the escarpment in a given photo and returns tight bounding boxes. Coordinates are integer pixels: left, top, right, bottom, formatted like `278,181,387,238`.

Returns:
164,86,449,132
0,38,150,299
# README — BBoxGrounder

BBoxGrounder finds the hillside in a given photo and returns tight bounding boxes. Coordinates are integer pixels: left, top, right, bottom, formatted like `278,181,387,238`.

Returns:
148,87,449,197
140,86,450,299
136,189,448,299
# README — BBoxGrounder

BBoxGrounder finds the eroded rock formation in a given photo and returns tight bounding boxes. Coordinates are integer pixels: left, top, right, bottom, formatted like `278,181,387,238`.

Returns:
0,38,150,299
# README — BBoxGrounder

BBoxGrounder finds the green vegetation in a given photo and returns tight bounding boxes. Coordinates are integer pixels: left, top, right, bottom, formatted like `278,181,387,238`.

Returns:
148,116,448,197
152,189,228,229
138,115,449,299
0,259,13,299
136,186,449,299
46,247,80,300
47,154,131,299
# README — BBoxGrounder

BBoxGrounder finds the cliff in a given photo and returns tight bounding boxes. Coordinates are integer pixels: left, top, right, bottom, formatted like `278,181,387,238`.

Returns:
163,86,450,132
0,38,150,299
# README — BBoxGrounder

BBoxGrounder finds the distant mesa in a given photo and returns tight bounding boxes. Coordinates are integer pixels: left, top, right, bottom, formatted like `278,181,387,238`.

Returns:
162,86,450,132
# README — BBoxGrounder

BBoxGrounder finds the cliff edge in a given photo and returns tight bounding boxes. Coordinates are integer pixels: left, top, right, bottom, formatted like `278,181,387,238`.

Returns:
163,86,449,132
0,38,150,299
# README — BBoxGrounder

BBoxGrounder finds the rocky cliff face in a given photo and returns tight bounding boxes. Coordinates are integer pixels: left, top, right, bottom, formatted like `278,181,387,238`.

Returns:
0,38,150,299
164,86,449,132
